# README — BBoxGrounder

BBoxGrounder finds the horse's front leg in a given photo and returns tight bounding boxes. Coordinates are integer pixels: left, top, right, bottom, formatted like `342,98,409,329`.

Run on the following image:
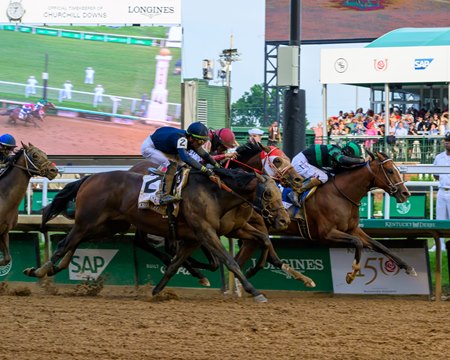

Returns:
353,228,417,276
322,229,364,284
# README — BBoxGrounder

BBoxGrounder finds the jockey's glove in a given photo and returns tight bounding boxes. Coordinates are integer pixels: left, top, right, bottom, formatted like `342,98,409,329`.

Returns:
201,166,214,177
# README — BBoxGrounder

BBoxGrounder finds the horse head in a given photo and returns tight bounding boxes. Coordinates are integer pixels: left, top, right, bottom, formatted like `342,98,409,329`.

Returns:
254,172,290,230
366,150,410,203
17,142,59,180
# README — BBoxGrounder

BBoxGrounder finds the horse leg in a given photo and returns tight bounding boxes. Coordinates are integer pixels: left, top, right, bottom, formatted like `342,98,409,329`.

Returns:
152,240,200,296
354,228,417,276
266,244,316,287
323,229,364,284
134,231,210,287
201,233,267,302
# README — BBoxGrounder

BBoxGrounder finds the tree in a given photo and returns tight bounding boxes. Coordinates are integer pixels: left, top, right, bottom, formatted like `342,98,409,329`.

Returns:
231,84,278,127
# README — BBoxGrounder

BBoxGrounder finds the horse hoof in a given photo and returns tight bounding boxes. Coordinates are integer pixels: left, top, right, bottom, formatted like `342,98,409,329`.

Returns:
198,277,211,287
253,294,268,303
406,267,417,277
306,280,316,288
23,268,36,277
345,273,355,284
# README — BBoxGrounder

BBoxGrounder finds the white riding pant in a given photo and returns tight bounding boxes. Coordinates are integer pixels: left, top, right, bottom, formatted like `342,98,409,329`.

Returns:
140,136,180,167
291,152,328,183
436,189,450,250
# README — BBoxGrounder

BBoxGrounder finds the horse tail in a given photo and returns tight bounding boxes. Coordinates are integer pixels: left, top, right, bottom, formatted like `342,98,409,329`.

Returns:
40,176,90,232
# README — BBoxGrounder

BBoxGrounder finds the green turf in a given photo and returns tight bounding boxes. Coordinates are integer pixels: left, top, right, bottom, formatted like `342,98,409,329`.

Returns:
0,29,181,103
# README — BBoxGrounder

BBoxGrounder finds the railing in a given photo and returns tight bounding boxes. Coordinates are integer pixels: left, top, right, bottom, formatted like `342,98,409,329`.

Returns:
0,81,182,121
328,135,446,164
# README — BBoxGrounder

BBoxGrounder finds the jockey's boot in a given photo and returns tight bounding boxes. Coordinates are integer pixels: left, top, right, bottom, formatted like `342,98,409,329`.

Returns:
159,161,182,205
299,177,322,194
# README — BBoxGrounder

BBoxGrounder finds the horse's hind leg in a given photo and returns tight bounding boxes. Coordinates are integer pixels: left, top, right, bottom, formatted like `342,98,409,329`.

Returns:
355,228,417,276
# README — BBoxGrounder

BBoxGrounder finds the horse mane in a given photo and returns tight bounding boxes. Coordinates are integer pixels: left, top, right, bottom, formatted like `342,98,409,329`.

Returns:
235,142,263,162
192,168,256,188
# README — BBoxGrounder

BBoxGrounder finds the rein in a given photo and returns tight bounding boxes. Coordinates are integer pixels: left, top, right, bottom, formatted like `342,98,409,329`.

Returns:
331,177,361,207
224,158,264,174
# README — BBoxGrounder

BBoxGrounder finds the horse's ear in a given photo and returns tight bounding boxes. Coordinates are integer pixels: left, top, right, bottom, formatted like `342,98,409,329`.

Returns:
255,171,265,182
365,148,375,161
260,143,271,153
21,141,27,149
28,142,34,147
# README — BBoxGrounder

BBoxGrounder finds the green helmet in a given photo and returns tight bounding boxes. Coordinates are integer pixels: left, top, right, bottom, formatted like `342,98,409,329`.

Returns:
342,141,362,158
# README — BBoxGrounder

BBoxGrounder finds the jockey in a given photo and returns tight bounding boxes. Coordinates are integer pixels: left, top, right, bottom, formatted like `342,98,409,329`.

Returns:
19,99,46,119
141,121,221,204
0,133,17,169
204,128,239,163
289,141,365,205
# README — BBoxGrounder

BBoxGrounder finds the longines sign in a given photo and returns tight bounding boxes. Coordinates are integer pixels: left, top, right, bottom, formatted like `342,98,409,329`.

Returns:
1,0,181,25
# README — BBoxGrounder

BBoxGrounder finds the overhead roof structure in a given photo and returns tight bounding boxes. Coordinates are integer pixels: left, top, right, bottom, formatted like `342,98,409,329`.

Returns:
319,27,450,140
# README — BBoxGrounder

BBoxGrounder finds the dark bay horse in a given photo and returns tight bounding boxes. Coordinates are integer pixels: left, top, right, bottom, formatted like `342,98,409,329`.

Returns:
0,143,58,265
26,168,290,302
243,151,416,284
7,102,56,128
129,142,315,288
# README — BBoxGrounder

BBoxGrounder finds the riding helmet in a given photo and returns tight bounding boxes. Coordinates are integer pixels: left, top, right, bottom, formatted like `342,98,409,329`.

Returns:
217,128,238,148
0,133,17,148
186,122,209,140
342,141,361,158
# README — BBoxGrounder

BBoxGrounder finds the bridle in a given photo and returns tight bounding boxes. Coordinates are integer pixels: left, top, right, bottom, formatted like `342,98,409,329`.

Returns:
365,157,405,195
209,174,283,224
12,147,54,177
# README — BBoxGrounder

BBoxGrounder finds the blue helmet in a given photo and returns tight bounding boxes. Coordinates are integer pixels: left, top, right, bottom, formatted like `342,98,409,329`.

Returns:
0,134,17,148
186,122,209,140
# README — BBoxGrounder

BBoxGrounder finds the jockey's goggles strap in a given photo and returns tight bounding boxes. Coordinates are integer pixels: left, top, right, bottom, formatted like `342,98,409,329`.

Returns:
189,133,208,140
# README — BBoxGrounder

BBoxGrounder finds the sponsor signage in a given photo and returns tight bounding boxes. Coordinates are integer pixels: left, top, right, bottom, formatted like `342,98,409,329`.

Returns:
330,247,430,295
385,194,427,219
0,0,181,25
51,234,136,285
242,246,333,292
321,46,449,84
0,233,40,282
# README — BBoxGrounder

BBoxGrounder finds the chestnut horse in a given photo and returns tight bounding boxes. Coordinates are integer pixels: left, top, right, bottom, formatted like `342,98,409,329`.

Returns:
129,142,315,288
7,102,56,128
0,143,58,266
241,151,417,284
26,168,290,302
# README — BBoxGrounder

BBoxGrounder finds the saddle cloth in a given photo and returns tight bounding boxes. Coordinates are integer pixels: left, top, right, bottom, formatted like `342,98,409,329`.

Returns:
138,167,190,216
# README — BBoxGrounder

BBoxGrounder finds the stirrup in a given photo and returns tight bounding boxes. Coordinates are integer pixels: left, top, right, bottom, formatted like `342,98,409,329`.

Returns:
287,191,301,207
159,194,182,205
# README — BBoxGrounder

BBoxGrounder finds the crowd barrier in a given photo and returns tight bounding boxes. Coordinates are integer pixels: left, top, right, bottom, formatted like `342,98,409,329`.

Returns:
3,166,450,300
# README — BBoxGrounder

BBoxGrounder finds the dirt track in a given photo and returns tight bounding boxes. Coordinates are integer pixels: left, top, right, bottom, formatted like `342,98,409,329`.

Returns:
1,285,449,360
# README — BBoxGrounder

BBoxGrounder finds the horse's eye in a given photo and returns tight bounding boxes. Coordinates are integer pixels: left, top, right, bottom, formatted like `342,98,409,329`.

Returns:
273,158,282,166
387,169,394,175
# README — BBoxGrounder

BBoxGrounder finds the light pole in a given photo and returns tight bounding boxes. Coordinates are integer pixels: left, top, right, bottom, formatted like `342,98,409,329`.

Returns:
219,35,240,125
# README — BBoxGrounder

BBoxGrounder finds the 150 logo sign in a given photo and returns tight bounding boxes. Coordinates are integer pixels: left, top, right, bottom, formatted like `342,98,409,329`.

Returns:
357,257,399,285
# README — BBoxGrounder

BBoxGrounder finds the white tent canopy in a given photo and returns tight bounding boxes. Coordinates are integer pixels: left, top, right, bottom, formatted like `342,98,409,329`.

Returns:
319,27,450,139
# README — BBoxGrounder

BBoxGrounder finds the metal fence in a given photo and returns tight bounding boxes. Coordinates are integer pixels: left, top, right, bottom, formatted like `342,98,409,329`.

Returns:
328,135,446,164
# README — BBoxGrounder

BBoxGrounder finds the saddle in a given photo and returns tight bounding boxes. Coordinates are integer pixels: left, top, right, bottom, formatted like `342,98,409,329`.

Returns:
283,186,318,240
138,167,190,217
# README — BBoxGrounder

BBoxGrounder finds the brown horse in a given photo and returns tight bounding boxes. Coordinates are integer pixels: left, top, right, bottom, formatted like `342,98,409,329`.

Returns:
0,143,58,266
26,168,290,302
7,102,56,128
129,142,315,288
240,150,417,284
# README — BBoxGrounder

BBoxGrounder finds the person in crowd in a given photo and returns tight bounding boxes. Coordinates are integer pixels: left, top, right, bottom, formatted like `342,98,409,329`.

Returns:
0,133,17,170
289,141,366,206
93,85,104,107
431,132,450,251
141,122,221,204
439,112,449,135
25,75,38,97
267,121,282,146
248,128,264,144
84,67,95,84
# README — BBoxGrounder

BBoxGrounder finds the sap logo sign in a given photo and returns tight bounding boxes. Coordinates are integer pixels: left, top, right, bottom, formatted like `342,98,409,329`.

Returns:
69,249,118,281
414,58,433,70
